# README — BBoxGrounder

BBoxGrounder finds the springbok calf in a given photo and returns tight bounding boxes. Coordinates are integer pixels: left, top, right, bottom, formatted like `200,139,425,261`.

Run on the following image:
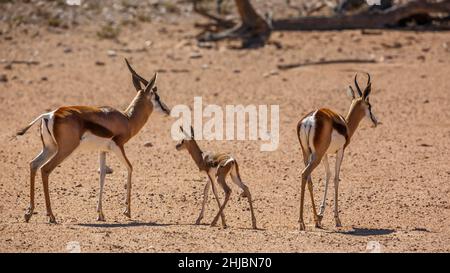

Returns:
17,58,170,223
296,73,378,230
176,126,257,229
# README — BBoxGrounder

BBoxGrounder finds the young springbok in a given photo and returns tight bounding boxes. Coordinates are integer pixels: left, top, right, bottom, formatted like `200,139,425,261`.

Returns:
17,58,170,223
176,126,257,229
296,73,378,230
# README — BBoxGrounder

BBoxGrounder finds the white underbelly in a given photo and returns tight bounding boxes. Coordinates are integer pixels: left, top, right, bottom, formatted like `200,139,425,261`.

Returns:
326,129,346,154
78,132,114,152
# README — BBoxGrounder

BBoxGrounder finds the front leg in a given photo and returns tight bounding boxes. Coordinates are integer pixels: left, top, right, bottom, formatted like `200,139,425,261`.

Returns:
208,173,227,227
334,148,345,227
97,152,107,221
111,144,133,219
196,179,210,225
318,155,331,223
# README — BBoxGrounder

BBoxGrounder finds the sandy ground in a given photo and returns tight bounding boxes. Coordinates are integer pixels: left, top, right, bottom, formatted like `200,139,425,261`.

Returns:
1,15,450,252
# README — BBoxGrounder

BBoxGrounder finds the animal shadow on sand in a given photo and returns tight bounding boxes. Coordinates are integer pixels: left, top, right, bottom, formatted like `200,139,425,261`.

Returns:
337,227,396,236
77,221,174,228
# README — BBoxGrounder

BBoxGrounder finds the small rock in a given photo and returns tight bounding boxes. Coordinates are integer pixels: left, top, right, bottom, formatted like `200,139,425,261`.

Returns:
4,63,12,70
107,50,117,57
75,184,82,188
0,74,8,82
41,76,48,81
145,40,153,47
190,52,202,59
144,142,153,147
95,61,105,66
263,70,279,78
63,47,72,53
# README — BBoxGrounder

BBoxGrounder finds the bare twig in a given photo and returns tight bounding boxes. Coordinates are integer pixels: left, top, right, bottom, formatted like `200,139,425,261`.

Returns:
278,58,377,70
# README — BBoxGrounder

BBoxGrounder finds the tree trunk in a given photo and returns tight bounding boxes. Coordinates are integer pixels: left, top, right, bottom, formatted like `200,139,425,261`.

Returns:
197,0,271,48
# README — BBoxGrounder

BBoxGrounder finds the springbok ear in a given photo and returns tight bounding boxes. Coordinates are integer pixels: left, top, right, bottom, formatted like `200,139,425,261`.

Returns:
131,75,142,91
144,73,158,93
347,85,356,99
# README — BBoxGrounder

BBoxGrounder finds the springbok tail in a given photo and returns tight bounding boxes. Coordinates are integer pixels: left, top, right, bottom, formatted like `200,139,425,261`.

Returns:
17,114,45,136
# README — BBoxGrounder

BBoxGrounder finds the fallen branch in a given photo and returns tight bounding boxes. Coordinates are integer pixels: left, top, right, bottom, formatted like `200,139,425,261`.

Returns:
273,0,450,30
278,58,377,70
0,60,40,65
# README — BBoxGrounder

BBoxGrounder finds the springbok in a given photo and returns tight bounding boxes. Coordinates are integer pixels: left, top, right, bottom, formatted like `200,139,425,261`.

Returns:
176,126,257,229
17,58,170,223
296,73,378,230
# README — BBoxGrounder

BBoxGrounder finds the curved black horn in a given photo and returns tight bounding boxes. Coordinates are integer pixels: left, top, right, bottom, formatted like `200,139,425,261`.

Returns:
354,73,363,97
366,72,371,86
190,126,194,139
125,58,148,86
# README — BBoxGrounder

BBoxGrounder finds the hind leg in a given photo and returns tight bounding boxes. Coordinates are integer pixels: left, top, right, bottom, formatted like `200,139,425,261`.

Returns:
25,147,57,222
230,164,257,229
299,153,322,230
211,167,232,228
40,126,79,224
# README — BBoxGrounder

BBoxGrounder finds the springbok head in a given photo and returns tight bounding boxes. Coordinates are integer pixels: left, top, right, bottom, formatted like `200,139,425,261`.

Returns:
347,73,378,127
176,126,195,151
125,58,171,115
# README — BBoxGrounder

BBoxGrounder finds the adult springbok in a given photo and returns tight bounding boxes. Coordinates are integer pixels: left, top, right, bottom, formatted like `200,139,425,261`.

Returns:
176,126,257,229
17,58,170,223
296,73,378,230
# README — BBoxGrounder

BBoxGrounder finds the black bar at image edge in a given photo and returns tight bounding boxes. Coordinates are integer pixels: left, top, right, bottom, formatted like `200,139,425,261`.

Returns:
1,253,447,272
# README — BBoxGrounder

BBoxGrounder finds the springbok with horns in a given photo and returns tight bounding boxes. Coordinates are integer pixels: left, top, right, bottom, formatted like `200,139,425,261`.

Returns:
296,73,378,230
17,58,170,223
176,126,257,229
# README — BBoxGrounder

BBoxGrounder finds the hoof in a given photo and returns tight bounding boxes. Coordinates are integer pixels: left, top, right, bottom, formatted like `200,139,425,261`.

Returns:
299,222,306,231
24,213,32,223
97,213,106,222
335,218,342,227
195,218,202,225
252,224,258,230
123,210,131,218
48,215,57,224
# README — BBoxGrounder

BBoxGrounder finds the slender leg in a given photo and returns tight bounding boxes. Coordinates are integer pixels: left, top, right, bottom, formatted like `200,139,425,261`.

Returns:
40,147,76,224
307,176,321,228
25,148,56,222
299,153,321,231
318,155,331,221
207,173,226,227
334,148,345,227
196,179,210,224
111,144,133,218
230,163,257,229
211,173,231,228
97,152,107,221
